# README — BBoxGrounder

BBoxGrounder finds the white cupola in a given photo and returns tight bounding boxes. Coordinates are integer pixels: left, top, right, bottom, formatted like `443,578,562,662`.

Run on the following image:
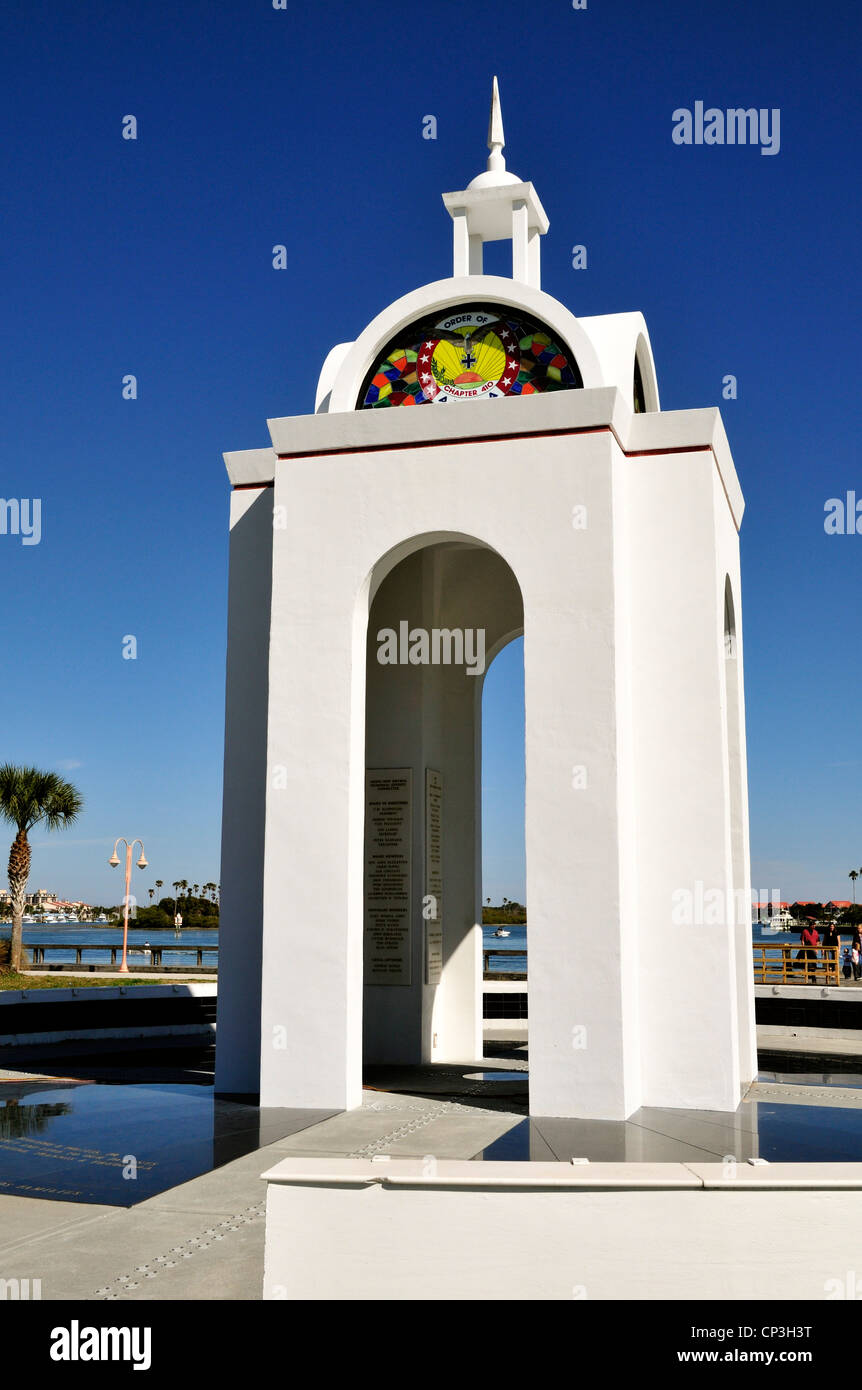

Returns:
441,77,548,288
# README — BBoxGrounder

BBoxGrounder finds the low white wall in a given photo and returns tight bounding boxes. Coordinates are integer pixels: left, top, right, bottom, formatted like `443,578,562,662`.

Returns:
0,984,217,1006
262,1157,862,1300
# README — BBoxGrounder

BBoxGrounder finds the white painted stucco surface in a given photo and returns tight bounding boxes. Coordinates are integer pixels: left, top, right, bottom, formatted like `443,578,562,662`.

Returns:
262,1158,862,1301
218,268,752,1119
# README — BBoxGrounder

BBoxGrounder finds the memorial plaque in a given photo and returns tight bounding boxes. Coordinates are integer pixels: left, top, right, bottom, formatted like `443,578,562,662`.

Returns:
425,768,443,985
364,769,412,986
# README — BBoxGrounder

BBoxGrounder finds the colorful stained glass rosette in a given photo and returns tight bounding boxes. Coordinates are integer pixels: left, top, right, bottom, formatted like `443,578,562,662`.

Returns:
358,306,581,408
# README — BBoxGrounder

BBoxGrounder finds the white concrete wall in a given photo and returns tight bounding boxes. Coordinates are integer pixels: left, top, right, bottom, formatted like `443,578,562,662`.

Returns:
523,432,637,1119
223,382,752,1119
627,451,746,1110
716,481,757,1086
215,486,273,1097
257,415,640,1114
263,1158,862,1301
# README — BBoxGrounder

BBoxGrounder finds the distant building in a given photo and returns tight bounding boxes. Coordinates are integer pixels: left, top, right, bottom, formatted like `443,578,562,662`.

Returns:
752,900,792,922
24,889,55,906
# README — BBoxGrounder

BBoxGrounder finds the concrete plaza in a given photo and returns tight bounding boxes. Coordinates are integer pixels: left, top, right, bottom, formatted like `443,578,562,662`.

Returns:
3,1040,861,1300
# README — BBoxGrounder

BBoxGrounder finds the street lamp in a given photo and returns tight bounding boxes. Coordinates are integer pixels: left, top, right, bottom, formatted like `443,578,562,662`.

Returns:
109,838,148,974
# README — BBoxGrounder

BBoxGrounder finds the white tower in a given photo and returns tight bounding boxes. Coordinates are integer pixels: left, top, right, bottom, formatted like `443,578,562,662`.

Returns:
216,81,756,1120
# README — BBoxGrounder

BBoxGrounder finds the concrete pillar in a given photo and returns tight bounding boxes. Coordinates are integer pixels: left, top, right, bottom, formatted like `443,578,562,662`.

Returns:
452,209,469,277
511,200,529,283
215,487,273,1097
527,225,541,289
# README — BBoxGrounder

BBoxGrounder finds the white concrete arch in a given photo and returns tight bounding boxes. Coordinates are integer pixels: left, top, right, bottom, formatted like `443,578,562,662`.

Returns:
360,530,524,1067
359,527,522,614
577,311,661,413
635,331,660,412
324,276,606,413
723,572,737,658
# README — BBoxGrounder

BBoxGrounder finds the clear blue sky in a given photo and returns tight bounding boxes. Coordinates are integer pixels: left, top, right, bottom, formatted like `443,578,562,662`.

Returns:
1,0,859,907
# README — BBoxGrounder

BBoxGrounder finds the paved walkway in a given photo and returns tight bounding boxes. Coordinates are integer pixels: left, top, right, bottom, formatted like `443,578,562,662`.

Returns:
3,1042,862,1300
0,1077,525,1301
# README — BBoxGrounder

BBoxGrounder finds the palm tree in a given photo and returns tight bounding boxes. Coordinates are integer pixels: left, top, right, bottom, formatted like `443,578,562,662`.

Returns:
148,887,154,902
852,870,860,904
192,883,199,900
155,879,163,898
0,765,83,971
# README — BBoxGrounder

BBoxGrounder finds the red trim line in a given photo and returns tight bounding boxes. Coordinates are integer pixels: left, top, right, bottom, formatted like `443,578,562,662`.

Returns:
229,425,733,525
272,428,714,464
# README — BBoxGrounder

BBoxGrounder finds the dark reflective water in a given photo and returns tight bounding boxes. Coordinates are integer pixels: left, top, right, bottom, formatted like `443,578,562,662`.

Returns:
0,1080,326,1206
479,1086,862,1163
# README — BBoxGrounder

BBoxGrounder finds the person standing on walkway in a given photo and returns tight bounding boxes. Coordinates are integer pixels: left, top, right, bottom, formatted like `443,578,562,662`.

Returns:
823,921,841,980
852,927,862,981
801,920,820,983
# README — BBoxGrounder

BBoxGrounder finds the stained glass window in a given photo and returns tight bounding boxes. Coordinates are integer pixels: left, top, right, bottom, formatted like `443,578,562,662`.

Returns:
358,304,582,408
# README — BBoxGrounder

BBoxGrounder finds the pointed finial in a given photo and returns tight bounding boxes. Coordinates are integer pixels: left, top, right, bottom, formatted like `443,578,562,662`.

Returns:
487,76,505,173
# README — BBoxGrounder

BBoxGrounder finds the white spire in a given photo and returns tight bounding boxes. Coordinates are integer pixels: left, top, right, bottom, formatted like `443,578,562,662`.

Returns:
469,77,521,190
443,76,548,287
487,75,506,174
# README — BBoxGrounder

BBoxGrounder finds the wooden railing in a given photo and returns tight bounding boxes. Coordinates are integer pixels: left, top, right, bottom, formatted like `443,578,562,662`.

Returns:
27,943,218,970
483,947,526,981
753,943,840,986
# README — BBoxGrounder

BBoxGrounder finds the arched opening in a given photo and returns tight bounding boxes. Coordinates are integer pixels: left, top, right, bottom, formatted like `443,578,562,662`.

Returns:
723,575,754,1074
633,354,647,414
633,334,660,413
362,535,523,1071
480,636,527,1061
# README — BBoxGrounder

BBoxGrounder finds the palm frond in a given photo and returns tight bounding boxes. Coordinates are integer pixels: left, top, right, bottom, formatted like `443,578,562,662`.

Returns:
0,764,83,831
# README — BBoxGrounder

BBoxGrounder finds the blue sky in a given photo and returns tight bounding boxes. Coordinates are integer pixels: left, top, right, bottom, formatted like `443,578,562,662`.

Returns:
1,0,859,906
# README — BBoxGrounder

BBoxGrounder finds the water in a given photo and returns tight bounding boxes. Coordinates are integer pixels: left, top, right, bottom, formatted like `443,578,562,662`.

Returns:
0,1077,317,1206
478,1095,862,1163
0,919,828,974
482,924,526,974
483,923,810,974
0,924,217,970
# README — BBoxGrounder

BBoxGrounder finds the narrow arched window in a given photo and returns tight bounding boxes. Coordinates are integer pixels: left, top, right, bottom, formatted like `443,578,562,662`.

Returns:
724,577,736,659
633,354,647,414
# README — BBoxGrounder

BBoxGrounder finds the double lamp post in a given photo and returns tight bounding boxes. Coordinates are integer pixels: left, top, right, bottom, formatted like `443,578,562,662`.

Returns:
109,837,147,974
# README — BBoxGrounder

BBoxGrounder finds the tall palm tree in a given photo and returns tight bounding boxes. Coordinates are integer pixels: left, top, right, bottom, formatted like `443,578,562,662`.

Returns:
0,765,83,971
155,879,163,898
852,870,859,904
192,883,199,900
